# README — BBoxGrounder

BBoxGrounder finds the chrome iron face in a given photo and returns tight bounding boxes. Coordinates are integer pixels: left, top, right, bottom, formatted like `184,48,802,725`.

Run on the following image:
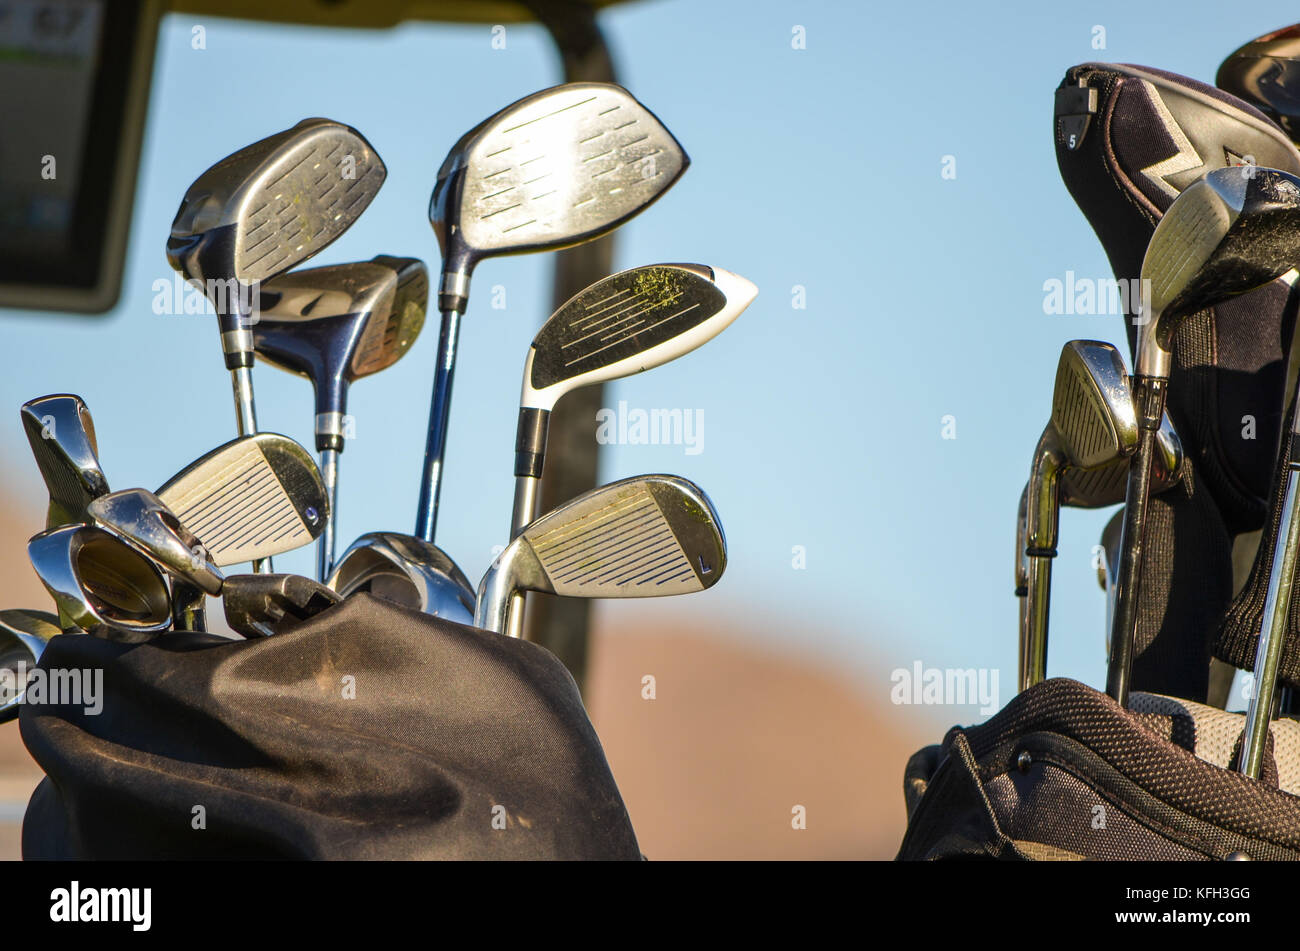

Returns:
475,474,726,636
155,433,328,567
429,83,689,310
20,394,109,529
88,489,224,595
1218,25,1300,141
1059,415,1183,507
27,525,171,642
221,573,341,639
327,532,474,623
0,609,61,723
511,263,757,537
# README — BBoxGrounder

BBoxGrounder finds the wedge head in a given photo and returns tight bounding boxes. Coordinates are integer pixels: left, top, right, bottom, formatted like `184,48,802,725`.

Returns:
88,488,224,595
522,264,756,411
21,394,109,529
1051,341,1138,469
155,433,327,567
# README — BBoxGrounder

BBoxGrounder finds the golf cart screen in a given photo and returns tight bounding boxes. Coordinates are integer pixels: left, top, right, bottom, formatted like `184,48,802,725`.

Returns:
0,1,154,312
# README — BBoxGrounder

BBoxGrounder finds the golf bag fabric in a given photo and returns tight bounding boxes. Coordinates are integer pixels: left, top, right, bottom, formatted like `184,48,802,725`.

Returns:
897,678,1300,860
18,593,642,860
1054,63,1300,700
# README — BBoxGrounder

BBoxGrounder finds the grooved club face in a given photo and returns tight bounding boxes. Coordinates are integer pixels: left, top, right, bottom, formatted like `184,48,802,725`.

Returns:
1050,341,1138,468
1060,415,1183,507
155,433,328,566
88,489,224,596
523,264,757,409
166,118,386,291
430,83,688,277
20,394,109,529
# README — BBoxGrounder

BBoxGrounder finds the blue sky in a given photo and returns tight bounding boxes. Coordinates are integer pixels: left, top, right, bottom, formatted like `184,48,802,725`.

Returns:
2,0,1296,718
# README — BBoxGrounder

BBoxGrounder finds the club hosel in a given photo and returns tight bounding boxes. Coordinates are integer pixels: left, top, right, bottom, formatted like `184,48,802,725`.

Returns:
514,407,551,478
220,326,255,369
314,379,350,453
1026,436,1062,555
1133,375,1168,430
438,264,472,316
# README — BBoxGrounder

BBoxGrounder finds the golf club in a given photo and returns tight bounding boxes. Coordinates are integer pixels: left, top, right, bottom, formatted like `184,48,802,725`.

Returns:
327,532,474,622
20,395,109,530
416,82,689,542
253,255,428,579
1218,25,1300,142
475,474,726,636
1109,165,1300,706
88,488,225,596
220,573,341,639
28,525,172,642
0,609,61,724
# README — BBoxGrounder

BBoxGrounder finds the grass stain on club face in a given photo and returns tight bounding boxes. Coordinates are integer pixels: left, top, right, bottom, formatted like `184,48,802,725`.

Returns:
631,267,688,312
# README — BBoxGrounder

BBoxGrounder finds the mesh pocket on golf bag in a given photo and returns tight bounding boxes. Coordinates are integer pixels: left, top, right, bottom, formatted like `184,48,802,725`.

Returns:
897,679,1300,861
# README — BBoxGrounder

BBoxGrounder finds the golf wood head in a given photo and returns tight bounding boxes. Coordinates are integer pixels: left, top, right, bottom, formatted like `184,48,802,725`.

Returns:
0,609,61,723
1218,25,1300,140
155,433,328,567
27,525,172,642
475,474,726,635
20,394,109,530
221,573,341,639
88,488,224,595
327,531,474,622
428,82,689,309
166,118,386,293
1051,341,1139,469
1139,165,1300,376
254,256,427,449
521,264,757,412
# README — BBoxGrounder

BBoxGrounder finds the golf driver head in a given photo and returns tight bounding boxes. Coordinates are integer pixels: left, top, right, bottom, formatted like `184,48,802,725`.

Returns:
522,264,757,413
156,433,328,567
476,474,726,635
166,118,386,294
0,610,61,724
20,395,109,529
1139,165,1300,377
429,82,689,310
253,255,428,450
28,525,171,642
327,532,474,623
88,489,224,595
1218,25,1300,141
221,573,341,639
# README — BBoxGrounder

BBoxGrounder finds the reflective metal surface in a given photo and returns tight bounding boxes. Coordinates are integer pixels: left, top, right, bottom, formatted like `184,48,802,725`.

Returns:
27,525,172,641
0,609,61,723
221,573,341,639
20,394,110,530
475,474,726,636
327,531,474,623
88,488,224,595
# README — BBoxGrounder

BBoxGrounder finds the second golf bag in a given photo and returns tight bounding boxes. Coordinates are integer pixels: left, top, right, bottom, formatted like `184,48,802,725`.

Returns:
1054,63,1300,701
898,678,1300,860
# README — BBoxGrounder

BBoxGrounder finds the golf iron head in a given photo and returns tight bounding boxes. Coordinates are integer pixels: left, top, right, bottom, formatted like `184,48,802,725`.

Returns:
221,573,341,639
327,532,475,623
21,394,109,530
88,488,225,595
0,609,61,724
511,263,757,536
28,525,172,642
1218,25,1300,142
475,474,726,636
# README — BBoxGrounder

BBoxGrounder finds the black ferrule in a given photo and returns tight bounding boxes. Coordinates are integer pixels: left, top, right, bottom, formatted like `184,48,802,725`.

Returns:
514,408,550,478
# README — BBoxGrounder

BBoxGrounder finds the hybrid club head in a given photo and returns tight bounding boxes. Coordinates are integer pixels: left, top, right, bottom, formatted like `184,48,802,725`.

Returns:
512,263,757,536
28,525,172,642
0,610,61,723
221,573,341,639
88,488,224,596
429,82,689,312
475,475,726,636
1218,25,1300,141
155,433,328,567
1138,165,1300,379
327,532,474,623
20,395,109,529
166,118,386,435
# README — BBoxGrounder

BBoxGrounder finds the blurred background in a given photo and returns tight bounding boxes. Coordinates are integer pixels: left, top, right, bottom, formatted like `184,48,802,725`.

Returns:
2,0,1297,859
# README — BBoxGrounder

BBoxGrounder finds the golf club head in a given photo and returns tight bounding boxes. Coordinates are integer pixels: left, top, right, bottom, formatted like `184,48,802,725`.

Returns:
88,488,224,595
221,573,341,639
253,255,428,450
1218,25,1300,141
0,609,61,724
429,82,689,311
1100,508,1124,655
156,433,328,567
327,532,474,622
1139,165,1300,377
476,474,726,635
1060,414,1183,507
1051,340,1139,468
522,264,757,413
166,118,386,294
28,525,172,642
20,395,109,529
